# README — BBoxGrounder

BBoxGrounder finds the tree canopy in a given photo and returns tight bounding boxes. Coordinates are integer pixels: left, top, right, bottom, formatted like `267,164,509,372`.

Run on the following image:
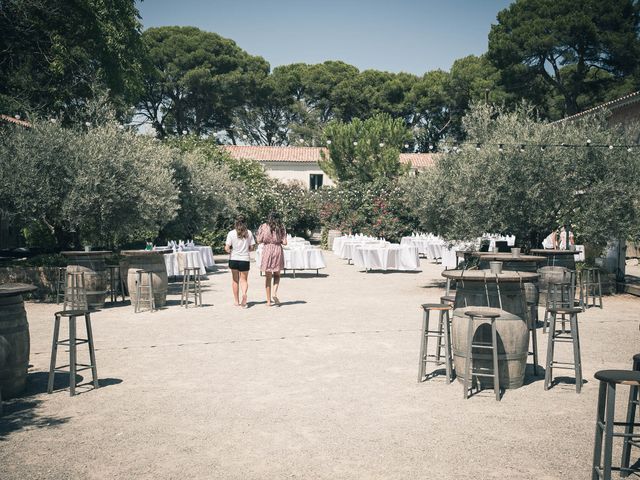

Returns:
0,0,144,122
320,114,412,183
138,26,270,138
488,0,640,117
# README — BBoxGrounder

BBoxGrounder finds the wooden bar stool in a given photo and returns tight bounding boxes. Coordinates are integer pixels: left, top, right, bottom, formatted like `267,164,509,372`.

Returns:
107,265,126,304
592,369,640,479
544,306,583,393
55,266,67,304
621,353,640,477
463,309,501,401
47,310,99,396
581,267,604,309
134,270,156,313
544,278,575,333
417,303,454,383
63,271,88,311
181,267,202,308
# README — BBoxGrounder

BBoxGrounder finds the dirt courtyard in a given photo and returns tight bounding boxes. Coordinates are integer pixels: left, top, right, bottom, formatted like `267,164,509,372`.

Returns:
1,252,639,479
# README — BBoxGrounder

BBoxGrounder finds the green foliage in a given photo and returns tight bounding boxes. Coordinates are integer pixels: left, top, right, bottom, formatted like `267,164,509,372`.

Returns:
320,114,412,182
0,0,144,121
0,120,181,249
139,26,270,138
271,182,320,237
317,179,416,242
488,0,640,117
410,103,640,250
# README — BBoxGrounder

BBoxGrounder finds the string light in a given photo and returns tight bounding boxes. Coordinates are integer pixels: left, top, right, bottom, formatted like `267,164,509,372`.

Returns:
326,140,332,145
428,144,434,150
404,143,409,149
587,139,592,145
379,142,385,147
498,144,504,153
439,141,640,153
476,143,481,151
353,141,358,146
519,144,525,152
609,145,614,150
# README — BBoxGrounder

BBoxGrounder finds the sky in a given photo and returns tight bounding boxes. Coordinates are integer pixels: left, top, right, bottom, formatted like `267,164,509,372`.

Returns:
137,0,514,75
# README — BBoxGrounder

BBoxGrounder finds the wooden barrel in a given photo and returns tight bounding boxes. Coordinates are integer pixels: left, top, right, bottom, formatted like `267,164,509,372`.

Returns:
537,266,572,306
62,251,110,309
452,306,529,389
0,284,35,399
448,274,530,389
530,249,577,270
121,251,168,307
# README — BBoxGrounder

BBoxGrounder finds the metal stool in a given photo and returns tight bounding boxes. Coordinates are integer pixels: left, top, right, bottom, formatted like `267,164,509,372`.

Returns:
63,271,88,311
544,306,583,393
181,267,202,308
621,353,640,477
543,278,575,333
463,309,501,401
107,265,126,303
134,270,156,313
55,266,67,304
47,309,99,396
418,303,454,383
592,369,640,479
581,267,603,309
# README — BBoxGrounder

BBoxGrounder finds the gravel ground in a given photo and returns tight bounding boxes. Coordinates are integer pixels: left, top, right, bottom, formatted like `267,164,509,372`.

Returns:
1,253,639,479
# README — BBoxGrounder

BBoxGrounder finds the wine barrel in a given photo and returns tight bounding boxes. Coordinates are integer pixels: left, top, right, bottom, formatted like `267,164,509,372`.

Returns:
121,251,168,307
537,266,573,306
452,306,529,390
530,249,577,270
0,284,36,399
61,251,110,309
443,269,535,389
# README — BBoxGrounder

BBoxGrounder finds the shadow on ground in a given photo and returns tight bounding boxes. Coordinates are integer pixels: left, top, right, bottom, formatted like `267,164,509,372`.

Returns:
0,372,122,440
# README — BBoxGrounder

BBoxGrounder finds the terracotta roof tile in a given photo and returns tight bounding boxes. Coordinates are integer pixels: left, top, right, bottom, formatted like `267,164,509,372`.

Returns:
551,90,640,124
221,145,437,169
0,114,31,128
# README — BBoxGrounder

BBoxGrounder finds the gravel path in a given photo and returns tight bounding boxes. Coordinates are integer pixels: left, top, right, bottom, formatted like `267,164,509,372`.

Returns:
1,253,638,479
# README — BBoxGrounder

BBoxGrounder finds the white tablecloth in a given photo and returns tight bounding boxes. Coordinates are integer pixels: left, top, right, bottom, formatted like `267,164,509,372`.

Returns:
339,239,387,261
187,246,215,267
333,235,379,255
164,251,206,276
256,245,326,271
353,245,420,271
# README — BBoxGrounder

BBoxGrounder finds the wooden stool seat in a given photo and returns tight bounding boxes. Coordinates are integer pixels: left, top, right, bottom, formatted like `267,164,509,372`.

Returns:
593,368,640,479
440,295,456,304
422,303,451,311
134,270,156,313
548,306,583,315
464,310,501,319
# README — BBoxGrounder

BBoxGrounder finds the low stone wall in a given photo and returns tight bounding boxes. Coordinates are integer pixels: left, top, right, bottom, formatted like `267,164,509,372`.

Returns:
0,266,59,300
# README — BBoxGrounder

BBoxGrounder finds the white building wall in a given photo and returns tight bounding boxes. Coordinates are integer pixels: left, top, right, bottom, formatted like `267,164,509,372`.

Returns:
259,161,335,189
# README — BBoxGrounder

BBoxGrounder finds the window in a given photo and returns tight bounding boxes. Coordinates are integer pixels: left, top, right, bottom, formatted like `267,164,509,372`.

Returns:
310,173,323,190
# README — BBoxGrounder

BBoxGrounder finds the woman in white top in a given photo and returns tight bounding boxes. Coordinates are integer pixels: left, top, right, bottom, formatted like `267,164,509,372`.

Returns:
225,216,255,308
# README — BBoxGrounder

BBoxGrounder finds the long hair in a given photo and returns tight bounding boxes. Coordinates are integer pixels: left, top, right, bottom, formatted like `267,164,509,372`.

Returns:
267,211,284,236
235,216,248,239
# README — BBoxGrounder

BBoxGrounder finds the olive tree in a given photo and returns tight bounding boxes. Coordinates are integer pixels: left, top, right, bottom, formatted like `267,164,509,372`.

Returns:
410,103,640,251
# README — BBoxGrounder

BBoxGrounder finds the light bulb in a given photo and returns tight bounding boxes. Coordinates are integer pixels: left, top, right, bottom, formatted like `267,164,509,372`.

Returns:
609,145,614,150
326,140,332,145
353,141,358,146
379,142,385,147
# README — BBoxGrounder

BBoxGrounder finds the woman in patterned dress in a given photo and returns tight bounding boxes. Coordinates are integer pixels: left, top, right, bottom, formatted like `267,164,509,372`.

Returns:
256,211,287,306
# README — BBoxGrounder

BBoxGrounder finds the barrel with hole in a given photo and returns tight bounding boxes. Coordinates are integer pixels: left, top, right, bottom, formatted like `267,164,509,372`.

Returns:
121,251,168,307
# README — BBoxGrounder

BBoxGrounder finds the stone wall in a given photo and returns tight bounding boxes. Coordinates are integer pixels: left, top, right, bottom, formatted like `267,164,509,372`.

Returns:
0,266,59,300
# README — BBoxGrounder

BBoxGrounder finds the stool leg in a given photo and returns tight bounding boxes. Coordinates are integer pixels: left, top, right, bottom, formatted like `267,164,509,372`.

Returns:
443,309,453,384
592,380,607,480
544,312,557,390
418,309,429,383
196,270,202,306
543,290,550,334
571,313,582,393
69,315,77,396
84,313,99,389
491,319,500,401
621,383,639,477
181,271,187,307
110,269,115,304
149,272,156,311
603,382,616,479
597,271,603,309
530,311,539,376
119,272,126,301
135,275,141,313
435,310,444,363
463,316,474,399
47,314,61,394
